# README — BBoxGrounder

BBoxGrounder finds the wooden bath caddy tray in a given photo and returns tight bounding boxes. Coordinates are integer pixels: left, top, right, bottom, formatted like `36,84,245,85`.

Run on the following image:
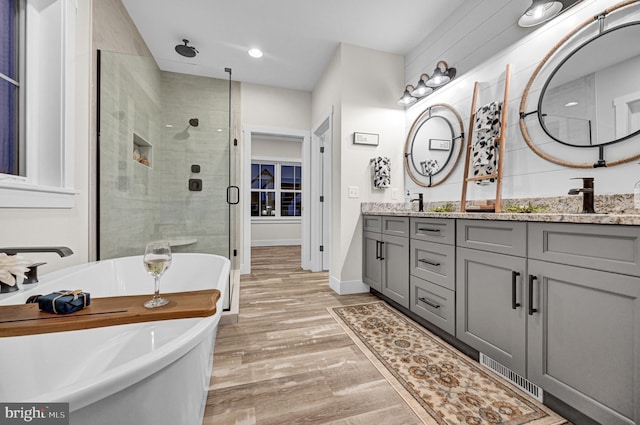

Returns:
0,289,220,337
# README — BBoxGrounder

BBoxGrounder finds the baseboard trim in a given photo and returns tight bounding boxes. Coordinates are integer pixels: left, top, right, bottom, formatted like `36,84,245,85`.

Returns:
221,269,240,324
251,239,301,247
329,276,370,295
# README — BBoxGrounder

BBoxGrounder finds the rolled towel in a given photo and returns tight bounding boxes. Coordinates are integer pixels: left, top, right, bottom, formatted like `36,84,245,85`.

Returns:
38,290,91,314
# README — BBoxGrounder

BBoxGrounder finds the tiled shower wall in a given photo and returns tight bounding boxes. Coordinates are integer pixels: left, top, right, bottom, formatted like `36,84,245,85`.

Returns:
99,51,162,259
99,51,235,259
159,71,233,257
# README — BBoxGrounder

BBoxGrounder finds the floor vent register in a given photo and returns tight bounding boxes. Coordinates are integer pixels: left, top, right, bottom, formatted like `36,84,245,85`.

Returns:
479,353,543,402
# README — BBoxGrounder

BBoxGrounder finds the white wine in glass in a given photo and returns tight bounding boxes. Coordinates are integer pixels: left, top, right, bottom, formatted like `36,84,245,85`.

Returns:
143,241,172,308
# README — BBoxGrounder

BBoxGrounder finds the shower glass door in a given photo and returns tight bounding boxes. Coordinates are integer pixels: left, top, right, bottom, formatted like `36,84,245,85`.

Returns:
98,50,237,309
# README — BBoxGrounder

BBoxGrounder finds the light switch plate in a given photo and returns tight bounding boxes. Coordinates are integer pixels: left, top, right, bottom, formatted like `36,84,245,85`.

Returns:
391,188,399,200
348,186,360,198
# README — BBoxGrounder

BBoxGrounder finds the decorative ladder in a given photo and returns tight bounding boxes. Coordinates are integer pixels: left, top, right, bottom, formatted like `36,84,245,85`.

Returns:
460,64,511,213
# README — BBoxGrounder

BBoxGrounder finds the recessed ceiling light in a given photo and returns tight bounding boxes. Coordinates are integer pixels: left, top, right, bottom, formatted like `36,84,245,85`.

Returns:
217,128,224,132
248,48,263,58
564,101,579,107
165,124,174,128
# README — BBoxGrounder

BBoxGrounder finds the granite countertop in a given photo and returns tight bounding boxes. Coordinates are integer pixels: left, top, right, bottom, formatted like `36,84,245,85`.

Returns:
362,195,640,225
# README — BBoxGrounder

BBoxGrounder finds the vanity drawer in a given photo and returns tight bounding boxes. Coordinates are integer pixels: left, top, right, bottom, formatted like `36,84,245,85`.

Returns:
529,222,640,277
457,220,527,257
410,276,455,336
410,239,455,290
410,217,455,245
363,215,382,233
383,216,409,237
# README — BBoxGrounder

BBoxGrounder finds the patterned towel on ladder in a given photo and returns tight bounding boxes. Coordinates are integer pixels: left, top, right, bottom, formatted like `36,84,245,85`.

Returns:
370,157,390,189
472,101,502,185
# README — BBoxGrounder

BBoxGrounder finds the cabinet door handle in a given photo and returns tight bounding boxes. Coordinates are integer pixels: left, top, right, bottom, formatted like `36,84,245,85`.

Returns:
379,241,385,261
418,297,441,309
512,271,521,309
375,240,381,260
418,227,440,233
528,275,538,315
418,258,441,267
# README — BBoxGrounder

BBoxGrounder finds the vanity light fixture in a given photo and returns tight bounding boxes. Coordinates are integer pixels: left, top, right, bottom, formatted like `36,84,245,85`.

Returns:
398,85,418,106
248,48,263,58
518,0,563,27
426,61,456,88
398,61,458,107
410,74,434,97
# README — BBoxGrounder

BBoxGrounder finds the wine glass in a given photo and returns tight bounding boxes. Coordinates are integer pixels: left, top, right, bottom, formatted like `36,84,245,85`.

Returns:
143,241,172,308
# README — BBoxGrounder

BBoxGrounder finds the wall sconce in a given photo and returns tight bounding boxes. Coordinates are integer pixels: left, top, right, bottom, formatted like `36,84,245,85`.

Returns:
410,74,433,97
518,0,563,27
398,61,457,107
426,61,456,88
398,85,418,106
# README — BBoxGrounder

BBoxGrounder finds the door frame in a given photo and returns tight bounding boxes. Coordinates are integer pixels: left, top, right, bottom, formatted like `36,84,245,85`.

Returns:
310,112,332,272
241,125,310,274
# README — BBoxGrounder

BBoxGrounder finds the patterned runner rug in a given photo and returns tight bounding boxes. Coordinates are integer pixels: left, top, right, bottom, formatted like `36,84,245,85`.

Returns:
329,302,567,425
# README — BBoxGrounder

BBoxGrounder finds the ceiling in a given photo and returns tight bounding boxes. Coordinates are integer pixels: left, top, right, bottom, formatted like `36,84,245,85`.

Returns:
120,0,467,92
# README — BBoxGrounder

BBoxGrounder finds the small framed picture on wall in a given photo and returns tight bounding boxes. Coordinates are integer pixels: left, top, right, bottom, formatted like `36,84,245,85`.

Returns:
353,132,379,146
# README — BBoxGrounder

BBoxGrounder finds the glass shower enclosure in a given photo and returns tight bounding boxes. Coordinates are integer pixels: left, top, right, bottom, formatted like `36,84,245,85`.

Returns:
97,50,238,310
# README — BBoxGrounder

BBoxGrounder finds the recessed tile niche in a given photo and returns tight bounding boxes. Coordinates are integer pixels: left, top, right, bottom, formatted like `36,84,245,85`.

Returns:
132,133,152,168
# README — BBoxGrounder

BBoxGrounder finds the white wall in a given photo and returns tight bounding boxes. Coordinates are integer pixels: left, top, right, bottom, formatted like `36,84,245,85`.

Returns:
251,136,302,246
404,0,640,202
241,83,311,130
312,44,405,293
240,83,311,261
0,1,91,273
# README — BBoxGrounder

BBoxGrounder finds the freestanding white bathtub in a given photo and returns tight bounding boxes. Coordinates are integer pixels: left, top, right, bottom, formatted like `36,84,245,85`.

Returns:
0,253,230,425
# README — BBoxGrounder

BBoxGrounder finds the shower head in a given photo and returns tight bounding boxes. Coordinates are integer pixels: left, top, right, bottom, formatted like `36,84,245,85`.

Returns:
189,118,199,127
175,39,198,58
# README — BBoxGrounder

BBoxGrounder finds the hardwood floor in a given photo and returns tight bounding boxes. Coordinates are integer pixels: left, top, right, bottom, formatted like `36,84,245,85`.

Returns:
203,245,423,425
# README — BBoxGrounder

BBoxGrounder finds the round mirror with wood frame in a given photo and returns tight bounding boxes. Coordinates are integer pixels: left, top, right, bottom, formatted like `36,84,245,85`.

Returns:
404,103,464,187
519,0,640,168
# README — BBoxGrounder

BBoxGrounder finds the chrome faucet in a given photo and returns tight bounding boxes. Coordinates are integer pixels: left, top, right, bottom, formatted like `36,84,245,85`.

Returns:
410,192,424,212
0,247,73,284
568,177,595,214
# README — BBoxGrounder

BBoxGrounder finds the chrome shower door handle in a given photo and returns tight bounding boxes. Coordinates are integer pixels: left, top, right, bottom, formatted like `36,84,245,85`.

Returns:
226,186,240,205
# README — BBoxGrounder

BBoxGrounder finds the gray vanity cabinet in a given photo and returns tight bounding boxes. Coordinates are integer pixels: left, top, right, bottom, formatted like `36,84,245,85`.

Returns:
527,260,639,425
409,217,456,335
456,220,528,376
362,216,409,308
363,230,382,291
456,247,527,376
362,213,640,424
527,222,640,425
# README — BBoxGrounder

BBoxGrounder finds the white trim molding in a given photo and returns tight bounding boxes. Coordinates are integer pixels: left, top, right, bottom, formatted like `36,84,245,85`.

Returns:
2,0,77,208
242,125,310,275
251,239,302,247
329,275,370,295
